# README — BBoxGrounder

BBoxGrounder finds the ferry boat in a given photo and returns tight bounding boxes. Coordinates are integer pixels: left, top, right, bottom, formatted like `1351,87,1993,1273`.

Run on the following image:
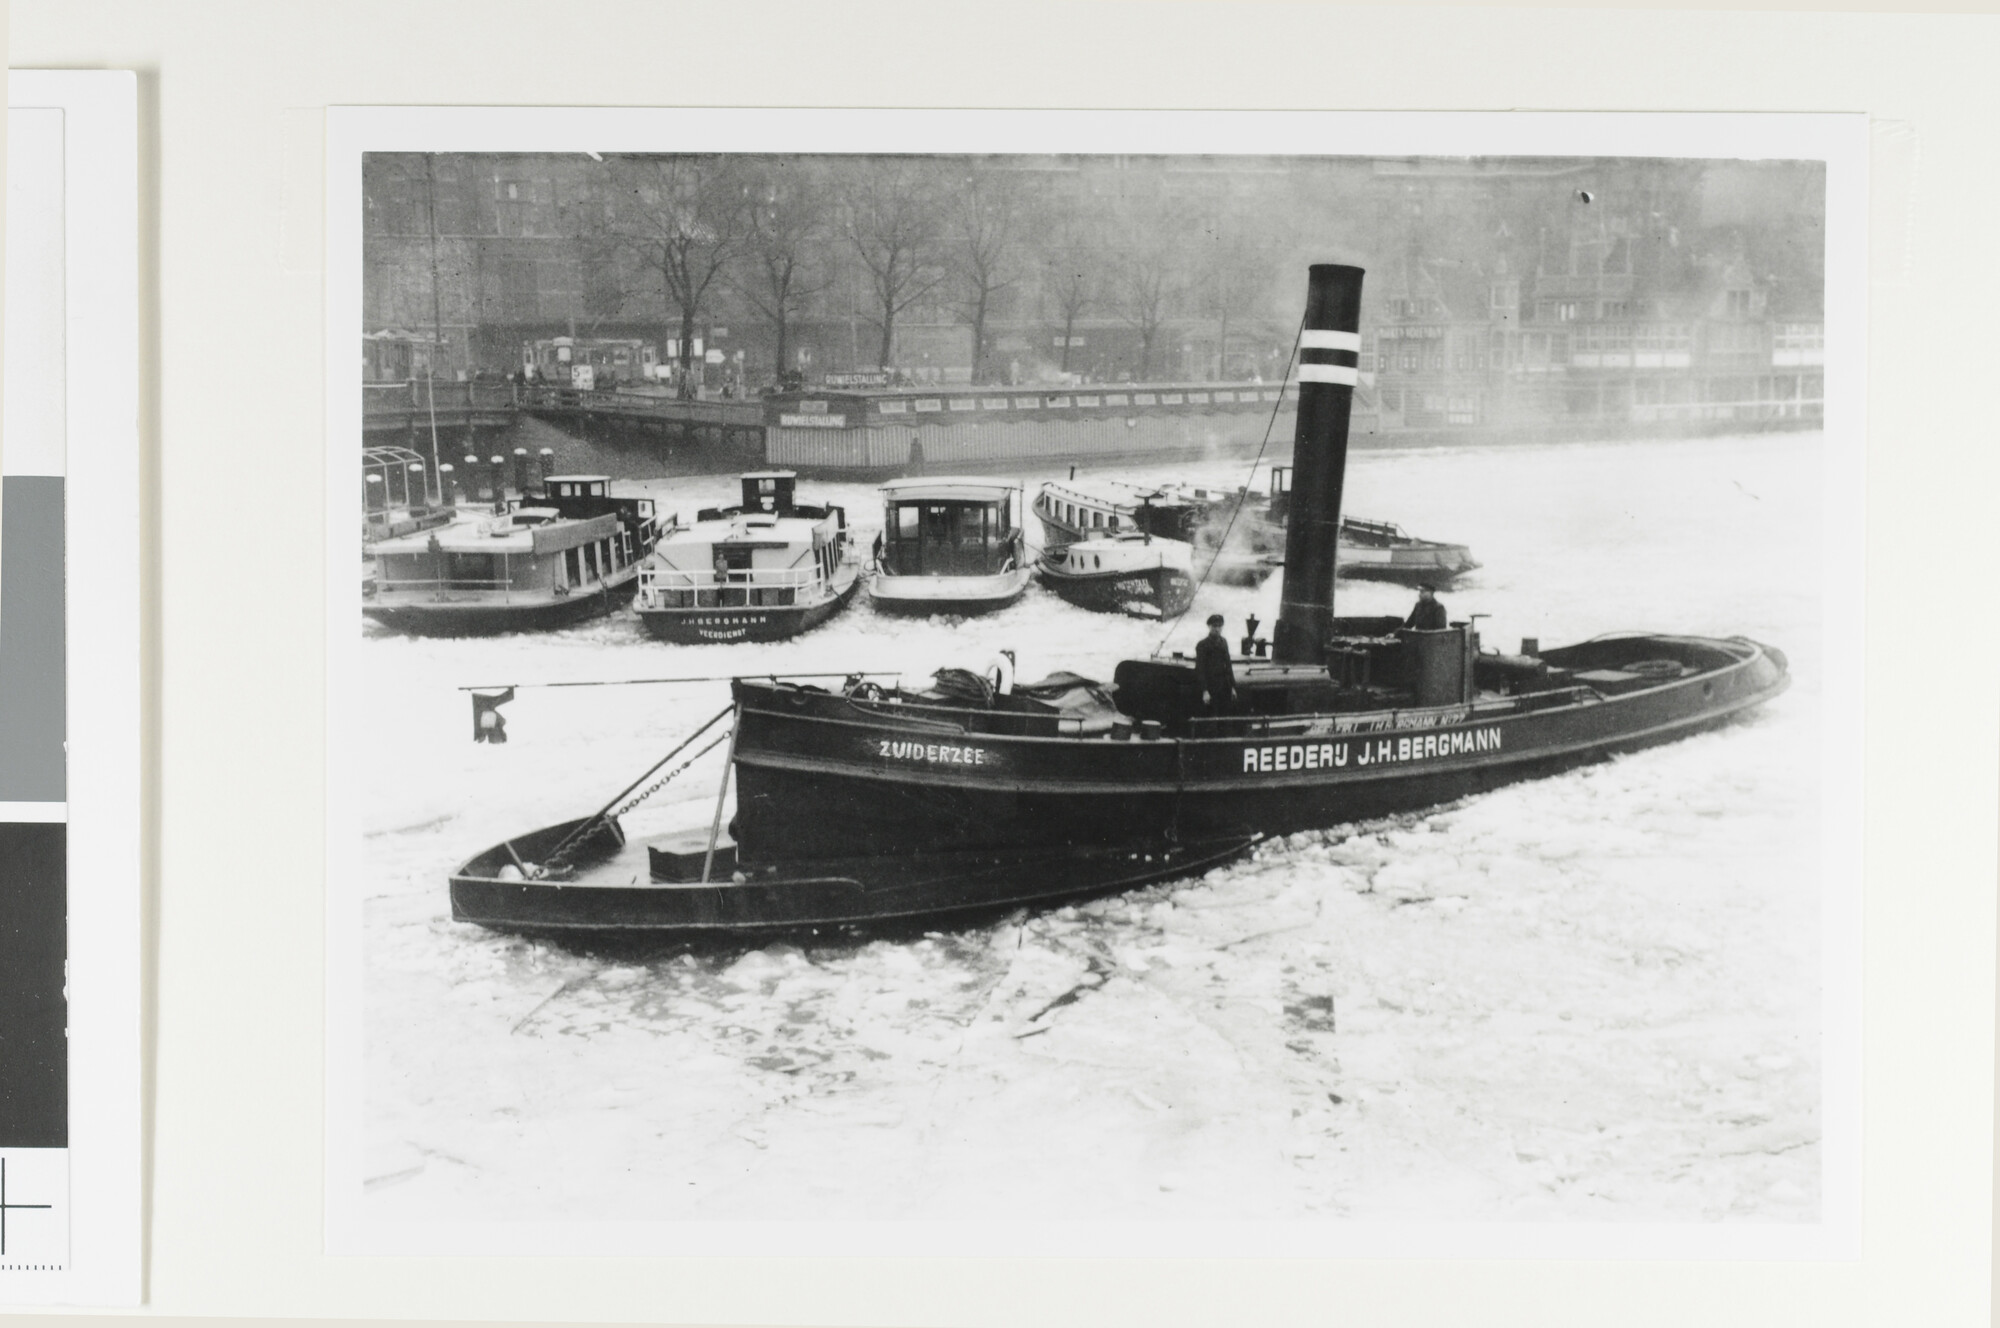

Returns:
449,266,1788,939
866,476,1031,615
634,471,861,644
364,475,664,636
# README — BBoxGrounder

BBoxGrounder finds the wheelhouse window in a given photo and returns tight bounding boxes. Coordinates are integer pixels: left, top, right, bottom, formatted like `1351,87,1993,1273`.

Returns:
881,498,1016,577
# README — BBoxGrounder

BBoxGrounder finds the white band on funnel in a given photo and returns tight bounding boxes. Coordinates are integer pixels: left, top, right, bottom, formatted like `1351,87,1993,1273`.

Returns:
1299,330,1361,352
1297,363,1358,385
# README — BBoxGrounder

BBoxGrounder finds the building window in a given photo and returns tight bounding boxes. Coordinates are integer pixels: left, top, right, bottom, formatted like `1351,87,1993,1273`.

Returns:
1726,289,1751,317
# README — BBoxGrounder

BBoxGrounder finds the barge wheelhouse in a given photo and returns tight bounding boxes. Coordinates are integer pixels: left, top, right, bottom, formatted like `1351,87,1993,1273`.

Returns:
363,475,663,636
635,471,861,644
449,264,1789,941
867,476,1031,615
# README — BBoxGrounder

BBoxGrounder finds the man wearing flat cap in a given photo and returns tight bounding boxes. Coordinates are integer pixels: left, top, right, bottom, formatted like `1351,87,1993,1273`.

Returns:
1405,583,1449,630
1196,613,1236,716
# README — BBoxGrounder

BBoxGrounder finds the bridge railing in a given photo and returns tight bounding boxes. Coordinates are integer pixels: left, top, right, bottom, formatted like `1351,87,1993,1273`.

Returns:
518,385,767,429
363,379,521,418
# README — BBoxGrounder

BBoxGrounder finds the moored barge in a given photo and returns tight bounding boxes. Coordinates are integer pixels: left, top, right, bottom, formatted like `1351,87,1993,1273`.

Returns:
634,471,861,644
364,475,664,635
867,476,1031,615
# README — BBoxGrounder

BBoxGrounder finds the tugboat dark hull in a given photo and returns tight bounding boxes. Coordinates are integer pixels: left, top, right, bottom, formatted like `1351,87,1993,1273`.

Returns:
448,817,1254,939
362,578,635,636
635,577,861,644
1037,559,1195,618
724,636,1788,865
446,634,1786,940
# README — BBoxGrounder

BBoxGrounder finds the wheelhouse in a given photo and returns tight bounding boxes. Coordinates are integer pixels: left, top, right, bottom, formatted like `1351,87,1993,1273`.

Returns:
878,479,1025,579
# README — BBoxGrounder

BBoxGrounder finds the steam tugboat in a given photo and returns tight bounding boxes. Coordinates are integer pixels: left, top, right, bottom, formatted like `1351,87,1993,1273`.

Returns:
866,476,1031,615
634,471,861,644
364,474,664,636
450,265,1789,939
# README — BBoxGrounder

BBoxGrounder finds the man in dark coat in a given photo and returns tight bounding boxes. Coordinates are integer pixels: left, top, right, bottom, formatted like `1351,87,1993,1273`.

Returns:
1406,583,1449,630
1196,613,1236,715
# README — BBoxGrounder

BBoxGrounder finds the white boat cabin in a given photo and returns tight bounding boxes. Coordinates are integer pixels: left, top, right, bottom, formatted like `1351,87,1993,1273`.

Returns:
369,475,659,601
640,471,852,610
1034,477,1222,546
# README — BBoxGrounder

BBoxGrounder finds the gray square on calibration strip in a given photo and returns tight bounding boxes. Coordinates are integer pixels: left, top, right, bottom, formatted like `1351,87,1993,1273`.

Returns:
0,477,65,802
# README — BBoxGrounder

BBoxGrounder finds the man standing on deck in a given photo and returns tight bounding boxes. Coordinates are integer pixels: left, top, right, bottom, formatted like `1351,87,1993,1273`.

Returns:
1406,583,1449,630
1196,613,1236,716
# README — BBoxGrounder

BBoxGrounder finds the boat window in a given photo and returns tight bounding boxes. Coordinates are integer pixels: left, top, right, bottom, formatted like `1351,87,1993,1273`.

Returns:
1091,510,1104,528
446,552,499,585
1108,515,1120,530
893,504,920,538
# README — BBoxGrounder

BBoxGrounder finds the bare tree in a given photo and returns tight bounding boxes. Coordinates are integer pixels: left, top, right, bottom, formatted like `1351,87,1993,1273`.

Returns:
1194,216,1279,380
607,155,752,398
1037,199,1105,376
840,159,948,371
553,170,629,340
945,168,1023,384
732,158,833,386
1114,234,1183,381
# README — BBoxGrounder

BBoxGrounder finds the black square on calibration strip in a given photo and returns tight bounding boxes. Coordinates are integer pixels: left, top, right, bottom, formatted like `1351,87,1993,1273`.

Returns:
0,823,65,1147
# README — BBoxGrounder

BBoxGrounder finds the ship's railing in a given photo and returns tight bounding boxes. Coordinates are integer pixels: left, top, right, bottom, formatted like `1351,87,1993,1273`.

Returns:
638,564,819,609
373,573,602,596
371,574,525,601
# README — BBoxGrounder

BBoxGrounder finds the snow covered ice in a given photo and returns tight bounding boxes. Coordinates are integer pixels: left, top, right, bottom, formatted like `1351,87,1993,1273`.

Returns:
354,431,1825,1225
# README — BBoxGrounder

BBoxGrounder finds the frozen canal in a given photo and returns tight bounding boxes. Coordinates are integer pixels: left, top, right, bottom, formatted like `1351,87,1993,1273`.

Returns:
354,431,1825,1226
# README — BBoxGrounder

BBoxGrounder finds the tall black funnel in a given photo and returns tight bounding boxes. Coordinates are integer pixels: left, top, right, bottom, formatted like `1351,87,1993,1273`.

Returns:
1272,264,1364,666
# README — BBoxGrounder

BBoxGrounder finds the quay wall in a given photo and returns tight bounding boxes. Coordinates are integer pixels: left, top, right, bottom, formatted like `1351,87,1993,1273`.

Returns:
389,379,1824,484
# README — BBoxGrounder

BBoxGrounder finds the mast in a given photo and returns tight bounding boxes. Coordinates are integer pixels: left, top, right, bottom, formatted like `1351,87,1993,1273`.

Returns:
1272,263,1365,666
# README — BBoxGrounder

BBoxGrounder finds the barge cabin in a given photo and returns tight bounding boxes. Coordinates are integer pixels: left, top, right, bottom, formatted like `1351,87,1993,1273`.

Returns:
364,475,665,636
868,476,1031,615
635,471,862,644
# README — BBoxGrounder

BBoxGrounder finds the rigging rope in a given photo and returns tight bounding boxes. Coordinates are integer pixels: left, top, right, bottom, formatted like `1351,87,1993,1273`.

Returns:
1151,310,1308,657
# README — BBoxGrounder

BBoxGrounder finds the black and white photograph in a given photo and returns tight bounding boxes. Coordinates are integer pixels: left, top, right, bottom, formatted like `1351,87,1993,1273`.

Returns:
326,110,1863,1257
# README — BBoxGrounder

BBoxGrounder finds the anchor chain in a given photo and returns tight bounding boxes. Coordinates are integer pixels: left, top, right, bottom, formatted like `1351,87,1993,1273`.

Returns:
545,729,733,871
607,729,731,820
536,703,736,870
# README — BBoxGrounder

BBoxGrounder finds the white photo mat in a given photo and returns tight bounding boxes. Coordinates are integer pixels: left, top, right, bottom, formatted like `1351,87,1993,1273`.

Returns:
325,107,1866,1262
